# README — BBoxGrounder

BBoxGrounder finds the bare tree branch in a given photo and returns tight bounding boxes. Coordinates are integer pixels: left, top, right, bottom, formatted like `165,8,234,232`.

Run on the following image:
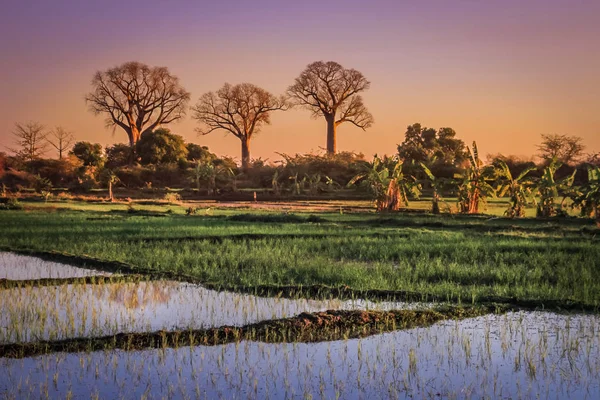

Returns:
9,122,49,161
48,127,75,159
191,83,288,169
85,61,191,149
287,61,373,154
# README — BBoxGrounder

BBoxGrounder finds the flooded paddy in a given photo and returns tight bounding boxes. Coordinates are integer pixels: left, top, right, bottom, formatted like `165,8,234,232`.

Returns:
1,311,598,399
1,253,599,399
0,252,112,281
0,280,427,344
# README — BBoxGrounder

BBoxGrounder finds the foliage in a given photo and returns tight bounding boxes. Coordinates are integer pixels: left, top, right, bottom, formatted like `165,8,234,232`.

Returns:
136,128,188,165
86,61,191,148
348,155,420,212
569,165,600,219
163,192,182,204
287,61,373,154
70,142,105,168
186,143,216,163
537,134,585,166
0,197,23,210
535,159,576,217
398,124,467,174
105,144,132,169
494,159,536,218
419,162,450,214
192,83,288,169
455,142,495,214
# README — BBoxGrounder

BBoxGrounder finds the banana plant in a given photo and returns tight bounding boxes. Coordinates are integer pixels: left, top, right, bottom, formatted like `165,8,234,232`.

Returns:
494,160,536,218
419,162,447,214
535,159,576,217
569,165,600,219
348,155,421,212
454,142,495,214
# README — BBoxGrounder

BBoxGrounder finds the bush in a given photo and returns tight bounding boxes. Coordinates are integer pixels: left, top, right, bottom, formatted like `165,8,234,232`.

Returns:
0,197,23,210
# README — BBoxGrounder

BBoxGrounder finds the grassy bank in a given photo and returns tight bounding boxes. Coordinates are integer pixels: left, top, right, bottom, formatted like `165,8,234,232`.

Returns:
1,201,598,308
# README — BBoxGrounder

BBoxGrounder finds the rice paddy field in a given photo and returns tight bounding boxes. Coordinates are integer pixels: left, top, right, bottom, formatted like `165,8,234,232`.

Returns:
1,199,599,399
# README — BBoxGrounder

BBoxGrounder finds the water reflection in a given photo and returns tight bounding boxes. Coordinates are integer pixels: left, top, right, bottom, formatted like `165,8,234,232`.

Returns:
1,312,597,399
0,281,428,344
0,252,111,280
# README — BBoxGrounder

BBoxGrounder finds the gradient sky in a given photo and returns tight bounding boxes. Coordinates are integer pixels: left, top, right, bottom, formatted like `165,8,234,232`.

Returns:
1,0,598,162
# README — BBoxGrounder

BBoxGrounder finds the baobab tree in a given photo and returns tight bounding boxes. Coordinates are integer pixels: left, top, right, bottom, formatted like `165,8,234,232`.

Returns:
288,61,374,154
192,83,288,170
85,61,191,153
48,127,75,159
10,122,49,161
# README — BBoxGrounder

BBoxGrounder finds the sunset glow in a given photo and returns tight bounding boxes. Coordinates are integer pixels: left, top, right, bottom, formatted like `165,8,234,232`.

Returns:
1,0,598,161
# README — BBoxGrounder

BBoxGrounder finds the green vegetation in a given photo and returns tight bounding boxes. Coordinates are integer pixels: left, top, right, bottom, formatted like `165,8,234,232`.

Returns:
1,204,598,309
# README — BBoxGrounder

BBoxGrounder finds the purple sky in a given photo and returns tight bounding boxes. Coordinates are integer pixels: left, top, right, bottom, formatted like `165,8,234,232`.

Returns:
1,0,598,161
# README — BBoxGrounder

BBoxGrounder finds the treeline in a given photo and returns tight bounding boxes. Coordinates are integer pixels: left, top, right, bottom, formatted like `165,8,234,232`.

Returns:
1,121,598,218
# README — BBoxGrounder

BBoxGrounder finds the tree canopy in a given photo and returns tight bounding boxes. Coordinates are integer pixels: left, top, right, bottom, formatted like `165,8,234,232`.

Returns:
86,61,191,149
70,142,105,168
288,61,373,154
192,83,287,169
537,134,585,165
136,128,188,165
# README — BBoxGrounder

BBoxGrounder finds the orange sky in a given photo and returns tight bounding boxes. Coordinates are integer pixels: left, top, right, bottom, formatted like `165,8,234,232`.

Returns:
1,0,598,163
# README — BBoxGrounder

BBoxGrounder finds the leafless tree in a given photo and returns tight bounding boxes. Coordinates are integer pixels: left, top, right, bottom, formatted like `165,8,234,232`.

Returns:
191,83,288,169
86,61,191,151
537,134,585,165
48,127,75,159
9,122,49,161
288,61,374,154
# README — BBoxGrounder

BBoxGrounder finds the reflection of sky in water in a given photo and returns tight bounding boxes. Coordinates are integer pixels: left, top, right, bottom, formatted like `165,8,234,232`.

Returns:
0,252,111,280
1,312,598,399
0,281,429,343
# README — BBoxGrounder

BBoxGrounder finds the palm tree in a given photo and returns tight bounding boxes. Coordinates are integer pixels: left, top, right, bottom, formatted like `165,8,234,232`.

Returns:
494,160,536,218
455,142,495,214
348,155,421,212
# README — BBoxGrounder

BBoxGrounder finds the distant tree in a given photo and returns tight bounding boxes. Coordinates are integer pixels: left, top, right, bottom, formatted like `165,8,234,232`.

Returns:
192,83,288,170
48,127,75,159
9,122,49,161
537,134,585,166
70,142,105,168
105,143,132,169
85,61,191,152
397,123,467,172
135,128,188,165
288,61,374,154
186,143,215,163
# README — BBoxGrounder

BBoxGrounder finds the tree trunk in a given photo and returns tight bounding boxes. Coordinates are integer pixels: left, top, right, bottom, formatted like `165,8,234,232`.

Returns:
241,137,251,170
127,127,141,164
325,114,336,155
108,181,113,202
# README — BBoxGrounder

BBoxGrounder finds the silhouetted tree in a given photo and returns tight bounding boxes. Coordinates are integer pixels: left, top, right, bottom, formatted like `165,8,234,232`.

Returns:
397,123,467,176
105,144,132,169
9,122,49,161
48,127,75,159
192,83,287,170
136,128,187,165
537,134,585,166
86,61,191,152
288,61,373,154
70,142,105,168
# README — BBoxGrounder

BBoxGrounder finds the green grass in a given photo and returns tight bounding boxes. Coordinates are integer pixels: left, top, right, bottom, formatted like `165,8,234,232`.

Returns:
1,199,598,308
